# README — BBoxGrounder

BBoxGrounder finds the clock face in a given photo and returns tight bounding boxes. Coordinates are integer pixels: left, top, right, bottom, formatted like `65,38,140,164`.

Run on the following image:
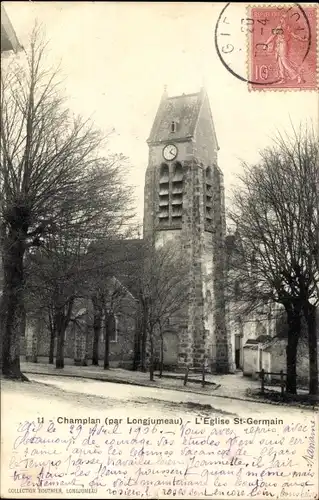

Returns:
163,144,178,161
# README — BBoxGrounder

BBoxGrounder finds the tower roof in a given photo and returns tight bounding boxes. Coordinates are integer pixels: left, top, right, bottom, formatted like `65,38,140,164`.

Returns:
147,88,218,147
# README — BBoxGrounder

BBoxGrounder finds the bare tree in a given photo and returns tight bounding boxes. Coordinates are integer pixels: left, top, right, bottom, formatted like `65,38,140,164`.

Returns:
85,236,139,367
91,290,103,366
228,125,318,395
101,277,135,370
24,252,56,364
132,242,190,381
26,194,135,369
27,231,87,368
0,27,134,378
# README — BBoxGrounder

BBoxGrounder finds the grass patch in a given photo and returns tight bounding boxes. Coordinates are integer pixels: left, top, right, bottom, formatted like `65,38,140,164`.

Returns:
246,388,319,407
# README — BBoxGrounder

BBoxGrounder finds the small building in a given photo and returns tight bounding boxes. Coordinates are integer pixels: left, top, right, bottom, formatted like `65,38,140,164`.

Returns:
243,340,260,377
242,335,272,378
1,4,22,53
243,323,319,386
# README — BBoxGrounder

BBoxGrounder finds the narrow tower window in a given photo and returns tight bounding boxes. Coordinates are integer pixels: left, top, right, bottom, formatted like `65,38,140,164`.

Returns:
159,163,169,224
205,166,213,226
171,121,176,133
171,162,183,224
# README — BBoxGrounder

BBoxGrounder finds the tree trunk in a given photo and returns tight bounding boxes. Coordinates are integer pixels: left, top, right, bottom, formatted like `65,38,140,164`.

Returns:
56,331,64,368
141,323,147,372
92,294,102,366
133,313,142,371
55,311,65,369
141,299,148,373
149,329,154,382
0,292,5,371
304,302,318,396
104,311,111,370
82,316,90,366
49,325,55,364
159,333,164,378
1,232,27,380
54,300,73,369
285,307,301,394
48,309,55,364
103,303,116,371
49,331,55,364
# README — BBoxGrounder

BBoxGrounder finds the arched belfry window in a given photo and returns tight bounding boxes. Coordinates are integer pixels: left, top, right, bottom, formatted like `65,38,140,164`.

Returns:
171,161,183,223
159,163,169,223
159,163,169,183
172,162,183,182
205,166,213,225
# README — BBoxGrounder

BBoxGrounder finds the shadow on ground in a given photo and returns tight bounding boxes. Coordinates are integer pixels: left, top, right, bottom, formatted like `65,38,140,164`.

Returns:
1,377,237,417
246,388,319,408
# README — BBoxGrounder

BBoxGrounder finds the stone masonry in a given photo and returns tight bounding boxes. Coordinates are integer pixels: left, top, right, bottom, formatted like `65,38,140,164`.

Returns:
143,87,232,373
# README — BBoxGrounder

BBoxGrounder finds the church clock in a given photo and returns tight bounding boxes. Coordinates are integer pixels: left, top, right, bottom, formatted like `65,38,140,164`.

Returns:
163,143,178,161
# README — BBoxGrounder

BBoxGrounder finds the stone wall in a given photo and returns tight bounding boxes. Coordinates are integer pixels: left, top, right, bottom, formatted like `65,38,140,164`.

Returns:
269,338,317,385
186,160,206,370
21,288,137,366
192,92,218,166
143,90,231,374
143,153,231,373
243,345,260,377
211,166,230,373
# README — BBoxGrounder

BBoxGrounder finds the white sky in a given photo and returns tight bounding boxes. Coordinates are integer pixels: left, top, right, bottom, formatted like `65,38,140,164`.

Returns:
4,2,318,224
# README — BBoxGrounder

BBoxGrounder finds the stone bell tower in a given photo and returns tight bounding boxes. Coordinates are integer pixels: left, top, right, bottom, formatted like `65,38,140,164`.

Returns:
143,87,231,373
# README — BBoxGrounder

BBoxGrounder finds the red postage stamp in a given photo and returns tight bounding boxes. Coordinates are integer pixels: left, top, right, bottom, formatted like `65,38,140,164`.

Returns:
249,5,318,91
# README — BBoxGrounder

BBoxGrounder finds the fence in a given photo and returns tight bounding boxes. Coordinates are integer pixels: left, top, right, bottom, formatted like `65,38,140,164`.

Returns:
257,369,286,395
184,364,208,388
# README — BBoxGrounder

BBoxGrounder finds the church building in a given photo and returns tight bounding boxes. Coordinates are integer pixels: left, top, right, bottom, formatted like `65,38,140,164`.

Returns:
20,86,278,376
19,87,315,383
143,87,233,373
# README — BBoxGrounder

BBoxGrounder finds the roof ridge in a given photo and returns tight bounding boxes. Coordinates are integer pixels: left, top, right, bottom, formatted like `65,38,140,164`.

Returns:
167,92,200,100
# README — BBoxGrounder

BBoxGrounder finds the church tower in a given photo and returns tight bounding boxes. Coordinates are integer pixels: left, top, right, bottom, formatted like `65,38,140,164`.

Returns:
143,87,231,373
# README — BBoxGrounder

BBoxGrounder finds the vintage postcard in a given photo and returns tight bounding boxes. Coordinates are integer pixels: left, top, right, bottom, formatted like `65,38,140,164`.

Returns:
1,2,318,499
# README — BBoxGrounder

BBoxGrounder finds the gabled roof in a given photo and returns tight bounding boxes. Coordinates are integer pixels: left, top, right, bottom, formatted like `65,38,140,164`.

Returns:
244,335,273,350
1,5,22,53
262,338,283,352
225,229,246,272
87,237,144,299
225,234,236,255
243,339,259,349
244,339,260,345
255,334,272,343
111,276,137,302
147,87,217,145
